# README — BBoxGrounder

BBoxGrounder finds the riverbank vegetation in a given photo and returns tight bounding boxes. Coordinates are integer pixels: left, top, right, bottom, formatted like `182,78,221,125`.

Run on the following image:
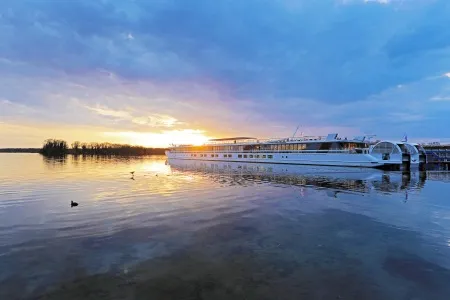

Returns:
39,139,166,156
41,139,68,156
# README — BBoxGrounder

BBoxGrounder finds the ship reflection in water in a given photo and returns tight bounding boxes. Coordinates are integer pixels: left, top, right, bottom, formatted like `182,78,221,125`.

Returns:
168,159,427,196
2,154,450,300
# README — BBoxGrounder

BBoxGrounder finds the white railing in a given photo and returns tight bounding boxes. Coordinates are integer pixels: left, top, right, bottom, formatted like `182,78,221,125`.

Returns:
204,135,330,146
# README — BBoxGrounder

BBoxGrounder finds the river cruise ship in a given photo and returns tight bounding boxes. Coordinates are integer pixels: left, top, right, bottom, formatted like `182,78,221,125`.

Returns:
166,133,423,170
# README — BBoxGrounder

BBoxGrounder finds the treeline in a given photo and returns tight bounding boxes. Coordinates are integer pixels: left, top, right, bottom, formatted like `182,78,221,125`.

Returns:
40,139,166,156
41,139,68,156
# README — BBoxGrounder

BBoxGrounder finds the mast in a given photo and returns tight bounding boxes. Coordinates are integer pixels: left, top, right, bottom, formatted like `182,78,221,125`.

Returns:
292,124,301,138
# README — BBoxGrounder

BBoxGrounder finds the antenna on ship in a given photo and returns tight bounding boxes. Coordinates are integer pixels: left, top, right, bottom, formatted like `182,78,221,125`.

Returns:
292,124,301,138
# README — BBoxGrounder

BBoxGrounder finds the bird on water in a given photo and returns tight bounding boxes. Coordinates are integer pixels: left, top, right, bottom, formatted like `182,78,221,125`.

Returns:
71,201,78,207
130,171,135,175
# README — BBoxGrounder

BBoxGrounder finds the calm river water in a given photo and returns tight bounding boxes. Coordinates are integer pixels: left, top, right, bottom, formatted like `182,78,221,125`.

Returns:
1,154,450,299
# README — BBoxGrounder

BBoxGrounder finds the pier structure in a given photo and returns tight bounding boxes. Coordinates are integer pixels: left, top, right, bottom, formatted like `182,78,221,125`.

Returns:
424,145,450,165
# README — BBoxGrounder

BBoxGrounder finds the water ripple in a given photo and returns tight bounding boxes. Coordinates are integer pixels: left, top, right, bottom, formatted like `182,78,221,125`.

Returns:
1,154,450,299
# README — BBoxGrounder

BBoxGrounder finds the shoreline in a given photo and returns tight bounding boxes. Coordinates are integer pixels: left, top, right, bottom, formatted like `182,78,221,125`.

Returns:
0,148,167,155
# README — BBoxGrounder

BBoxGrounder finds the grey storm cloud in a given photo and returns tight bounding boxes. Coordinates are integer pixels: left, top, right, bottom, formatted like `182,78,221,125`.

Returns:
1,0,450,104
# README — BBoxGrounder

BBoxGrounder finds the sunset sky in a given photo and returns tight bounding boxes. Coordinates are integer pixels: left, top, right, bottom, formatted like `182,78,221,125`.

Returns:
1,0,450,148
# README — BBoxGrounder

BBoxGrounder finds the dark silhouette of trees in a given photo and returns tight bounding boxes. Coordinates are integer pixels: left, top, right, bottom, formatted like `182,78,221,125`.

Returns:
71,141,81,152
40,139,166,156
40,139,68,156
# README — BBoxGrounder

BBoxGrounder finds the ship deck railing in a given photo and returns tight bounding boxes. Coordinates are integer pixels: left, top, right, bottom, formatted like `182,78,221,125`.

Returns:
206,136,331,145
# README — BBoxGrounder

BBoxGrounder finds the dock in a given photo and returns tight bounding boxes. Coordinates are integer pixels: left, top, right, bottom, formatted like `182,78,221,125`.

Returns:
424,146,450,166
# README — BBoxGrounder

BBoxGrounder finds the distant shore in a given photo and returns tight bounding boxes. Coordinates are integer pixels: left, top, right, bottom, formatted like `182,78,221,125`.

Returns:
0,148,41,153
0,148,167,155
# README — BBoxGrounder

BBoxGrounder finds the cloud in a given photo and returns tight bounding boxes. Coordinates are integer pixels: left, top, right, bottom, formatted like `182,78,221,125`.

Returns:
388,112,426,122
430,96,450,101
364,0,390,4
82,104,181,128
103,129,210,148
131,115,179,127
1,0,450,146
84,105,131,119
0,98,36,116
2,0,450,105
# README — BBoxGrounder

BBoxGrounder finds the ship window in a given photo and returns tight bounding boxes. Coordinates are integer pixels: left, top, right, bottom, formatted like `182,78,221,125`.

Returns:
405,144,418,155
262,155,266,158
319,143,331,151
268,155,273,159
305,143,319,151
223,154,227,158
238,154,242,158
250,155,254,158
372,142,396,154
244,155,248,158
417,145,426,154
256,155,259,158
228,154,233,158
331,142,343,150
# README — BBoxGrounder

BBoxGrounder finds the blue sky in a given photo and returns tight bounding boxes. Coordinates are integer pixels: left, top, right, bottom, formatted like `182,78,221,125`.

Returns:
1,0,450,147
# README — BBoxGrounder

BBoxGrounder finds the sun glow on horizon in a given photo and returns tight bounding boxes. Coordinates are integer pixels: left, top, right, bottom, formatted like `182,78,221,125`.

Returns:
103,129,212,148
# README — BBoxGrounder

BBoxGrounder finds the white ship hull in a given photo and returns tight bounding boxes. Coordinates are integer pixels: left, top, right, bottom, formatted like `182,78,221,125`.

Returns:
165,151,399,168
166,134,421,170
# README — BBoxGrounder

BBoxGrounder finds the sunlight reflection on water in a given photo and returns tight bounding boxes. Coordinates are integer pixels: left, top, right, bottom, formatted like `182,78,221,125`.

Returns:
1,154,450,299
